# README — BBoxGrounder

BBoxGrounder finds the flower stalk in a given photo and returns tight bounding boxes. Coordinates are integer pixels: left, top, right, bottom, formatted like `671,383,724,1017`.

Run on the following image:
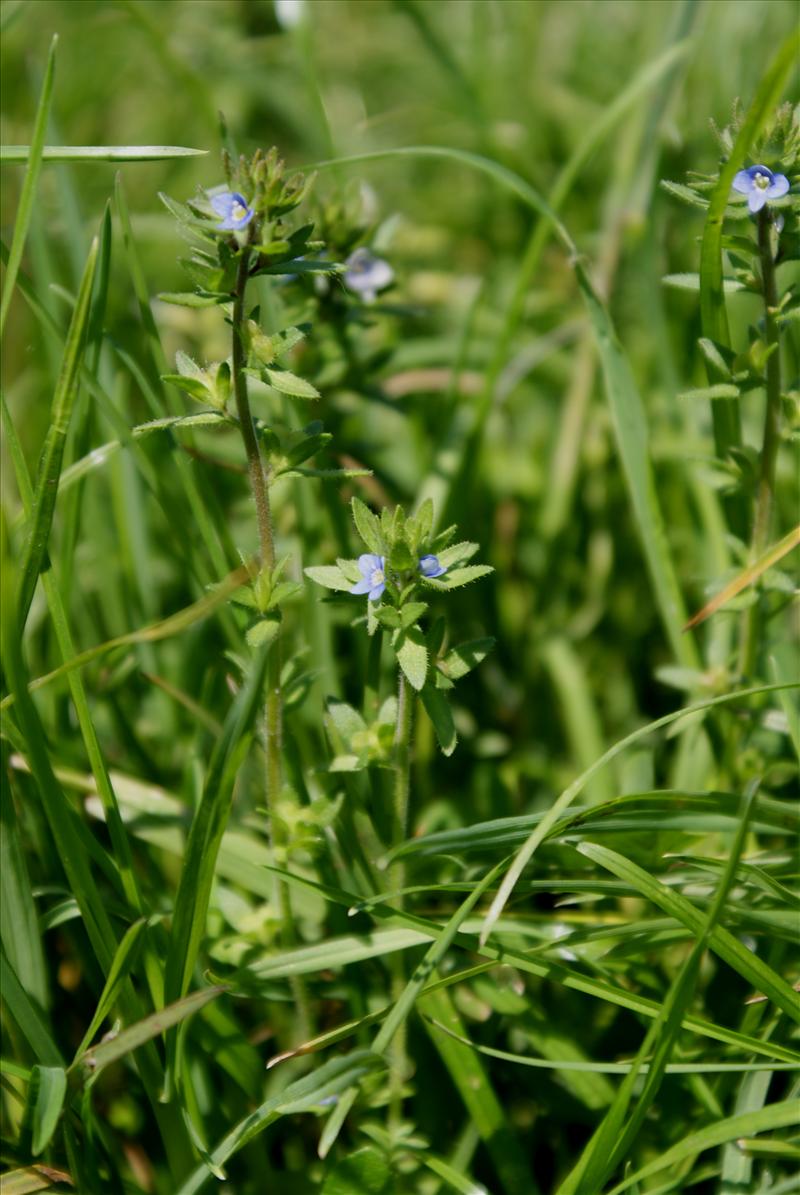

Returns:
388,670,413,1128
739,207,783,678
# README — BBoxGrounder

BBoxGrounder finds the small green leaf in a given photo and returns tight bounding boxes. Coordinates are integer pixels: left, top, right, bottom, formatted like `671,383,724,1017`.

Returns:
421,684,457,756
322,1146,392,1195
389,541,416,571
663,274,745,294
304,566,353,592
161,374,213,402
351,497,384,554
374,606,402,629
30,1065,67,1155
245,616,281,648
159,291,229,307
394,627,428,691
264,368,320,399
326,699,367,746
440,637,495,680
423,565,494,590
400,601,428,629
436,541,480,569
679,384,741,401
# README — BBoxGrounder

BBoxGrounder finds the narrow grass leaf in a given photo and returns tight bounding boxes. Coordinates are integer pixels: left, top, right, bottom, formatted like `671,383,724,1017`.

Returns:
0,35,56,337
0,144,207,162
0,949,63,1067
16,236,98,629
684,524,800,629
72,919,147,1059
478,682,796,947
604,1101,800,1195
577,841,800,1021
29,1065,67,1156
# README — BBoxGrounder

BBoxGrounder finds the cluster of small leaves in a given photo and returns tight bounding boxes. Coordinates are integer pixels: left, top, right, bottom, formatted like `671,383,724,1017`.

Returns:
158,148,341,311
306,498,493,755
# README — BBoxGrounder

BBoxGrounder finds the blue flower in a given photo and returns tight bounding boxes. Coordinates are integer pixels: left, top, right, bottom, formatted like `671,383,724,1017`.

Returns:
350,554,386,601
732,164,790,214
344,248,394,303
419,554,446,578
210,191,255,231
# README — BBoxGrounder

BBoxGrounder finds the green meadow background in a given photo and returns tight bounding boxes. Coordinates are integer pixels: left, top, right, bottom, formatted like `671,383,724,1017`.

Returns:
1,2,798,1193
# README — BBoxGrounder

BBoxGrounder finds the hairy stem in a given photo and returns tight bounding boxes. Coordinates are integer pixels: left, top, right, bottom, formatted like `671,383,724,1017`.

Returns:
231,248,310,1040
388,670,413,1129
739,210,783,678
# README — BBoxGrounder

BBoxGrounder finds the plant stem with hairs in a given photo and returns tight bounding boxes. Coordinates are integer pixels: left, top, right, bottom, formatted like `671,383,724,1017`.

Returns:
739,209,783,679
231,246,311,1040
388,670,413,1128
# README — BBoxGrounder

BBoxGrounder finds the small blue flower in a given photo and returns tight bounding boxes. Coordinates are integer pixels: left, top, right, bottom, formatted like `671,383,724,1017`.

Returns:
419,554,446,579
344,248,394,303
210,191,255,231
732,164,790,214
350,554,386,601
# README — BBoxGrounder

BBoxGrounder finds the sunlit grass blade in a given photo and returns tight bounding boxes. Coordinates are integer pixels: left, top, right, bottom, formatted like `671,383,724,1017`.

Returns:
685,523,800,629
0,35,56,337
0,750,48,1011
162,644,271,1087
604,1100,800,1195
174,1052,387,1195
478,682,796,947
317,861,505,1158
0,948,63,1067
27,1065,67,1156
267,865,800,1063
0,558,254,713
72,919,147,1059
577,841,800,1021
0,144,207,162
15,235,98,630
420,985,540,1195
561,784,759,1194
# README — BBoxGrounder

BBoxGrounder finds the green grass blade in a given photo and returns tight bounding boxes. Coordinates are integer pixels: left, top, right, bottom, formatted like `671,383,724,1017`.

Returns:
577,840,800,1021
72,919,147,1059
29,1065,67,1156
420,985,540,1195
478,682,796,946
0,144,207,162
16,235,98,630
0,747,49,1011
0,35,56,337
0,948,63,1067
604,1101,800,1195
174,1052,387,1195
565,784,759,1194
699,29,799,464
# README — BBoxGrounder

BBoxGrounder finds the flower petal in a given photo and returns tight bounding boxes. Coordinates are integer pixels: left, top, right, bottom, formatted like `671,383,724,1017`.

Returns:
419,554,446,578
732,170,753,195
748,190,767,213
766,174,790,199
368,581,386,601
358,553,383,577
350,577,373,594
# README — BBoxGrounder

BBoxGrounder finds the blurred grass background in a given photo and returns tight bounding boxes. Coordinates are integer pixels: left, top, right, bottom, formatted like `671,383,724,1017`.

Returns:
2,1,798,1193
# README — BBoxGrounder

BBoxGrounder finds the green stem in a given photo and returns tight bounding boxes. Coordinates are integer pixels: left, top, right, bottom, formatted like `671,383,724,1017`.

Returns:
231,248,311,1041
739,209,783,678
388,671,413,1130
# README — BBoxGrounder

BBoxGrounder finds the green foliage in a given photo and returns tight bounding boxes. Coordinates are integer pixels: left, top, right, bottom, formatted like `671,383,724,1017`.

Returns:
2,4,799,1194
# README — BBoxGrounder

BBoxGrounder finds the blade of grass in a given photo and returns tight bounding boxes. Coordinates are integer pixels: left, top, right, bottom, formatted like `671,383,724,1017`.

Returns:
563,783,760,1195
577,841,800,1021
478,682,796,946
0,558,253,713
174,1052,387,1195
605,1100,800,1195
0,35,56,337
420,985,541,1195
28,1065,67,1156
317,861,505,1158
1,144,207,162
684,524,800,630
162,644,271,1087
0,745,49,1011
268,865,800,1065
0,948,63,1067
16,235,98,630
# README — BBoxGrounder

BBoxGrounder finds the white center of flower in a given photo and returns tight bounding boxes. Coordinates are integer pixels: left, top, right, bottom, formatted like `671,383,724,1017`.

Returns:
232,202,247,219
370,568,385,586
754,172,770,191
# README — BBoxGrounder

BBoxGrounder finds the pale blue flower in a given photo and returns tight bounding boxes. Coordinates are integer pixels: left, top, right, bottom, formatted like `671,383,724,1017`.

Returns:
344,248,394,303
211,191,255,231
351,554,386,601
732,165,790,214
419,554,446,578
